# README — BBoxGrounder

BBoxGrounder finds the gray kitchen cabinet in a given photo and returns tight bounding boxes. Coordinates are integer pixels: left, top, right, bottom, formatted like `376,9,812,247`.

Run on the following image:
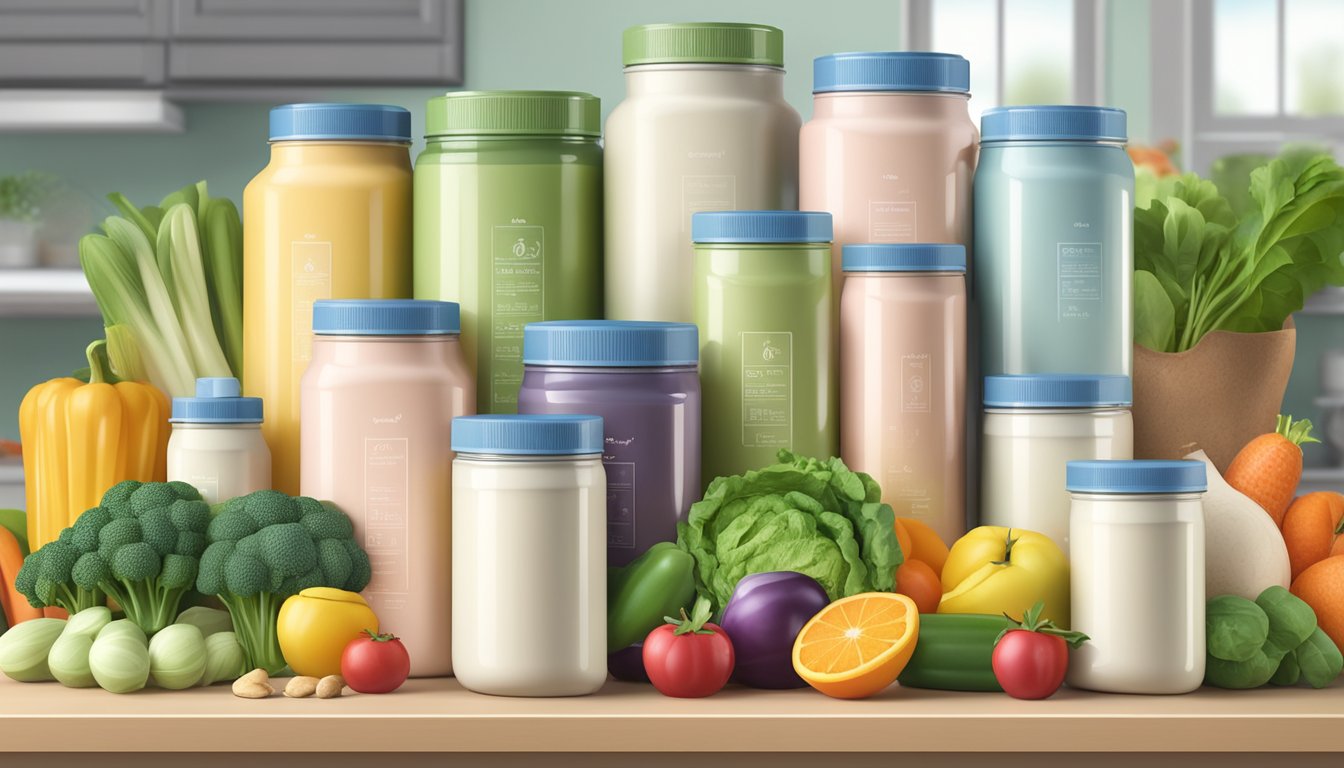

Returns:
0,0,167,39
0,0,168,84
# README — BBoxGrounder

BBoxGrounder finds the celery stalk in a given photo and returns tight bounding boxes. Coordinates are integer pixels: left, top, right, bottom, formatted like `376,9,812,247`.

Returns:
157,204,231,378
199,197,244,377
103,217,196,396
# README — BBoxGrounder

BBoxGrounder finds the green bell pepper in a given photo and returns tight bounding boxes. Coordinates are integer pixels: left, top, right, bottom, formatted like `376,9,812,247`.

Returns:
607,542,696,652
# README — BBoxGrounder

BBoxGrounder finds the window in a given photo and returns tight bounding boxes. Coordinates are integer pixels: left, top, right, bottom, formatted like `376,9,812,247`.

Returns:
907,0,1102,123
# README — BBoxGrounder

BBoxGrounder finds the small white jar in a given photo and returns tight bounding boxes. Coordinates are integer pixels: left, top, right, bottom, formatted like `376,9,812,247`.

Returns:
167,377,270,504
980,375,1133,550
1066,460,1207,695
451,414,607,697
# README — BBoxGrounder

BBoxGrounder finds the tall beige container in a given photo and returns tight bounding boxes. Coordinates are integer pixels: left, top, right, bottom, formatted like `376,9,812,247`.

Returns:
839,244,967,544
605,22,800,323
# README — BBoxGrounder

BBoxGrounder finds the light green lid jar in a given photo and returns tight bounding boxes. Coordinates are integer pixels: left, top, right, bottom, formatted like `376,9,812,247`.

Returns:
424,90,601,137
622,22,784,67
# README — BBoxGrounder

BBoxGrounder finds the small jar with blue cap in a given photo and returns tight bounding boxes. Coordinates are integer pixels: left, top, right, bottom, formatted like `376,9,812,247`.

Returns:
299,299,473,679
243,102,414,496
801,52,976,301
974,105,1134,378
691,210,838,480
517,320,700,567
450,414,606,697
167,377,270,505
839,244,968,545
1065,459,1207,694
980,373,1135,550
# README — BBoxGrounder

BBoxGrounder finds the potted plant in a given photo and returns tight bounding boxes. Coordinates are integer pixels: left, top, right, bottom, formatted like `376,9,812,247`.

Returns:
0,172,56,268
1132,149,1344,470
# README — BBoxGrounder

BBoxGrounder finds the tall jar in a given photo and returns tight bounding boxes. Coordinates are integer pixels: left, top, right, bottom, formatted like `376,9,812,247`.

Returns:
980,375,1134,550
606,22,801,323
974,106,1134,376
451,415,607,697
692,211,836,481
840,244,966,544
300,300,475,678
243,103,413,494
413,91,603,414
801,52,977,303
168,377,270,505
518,321,700,566
1067,460,1207,694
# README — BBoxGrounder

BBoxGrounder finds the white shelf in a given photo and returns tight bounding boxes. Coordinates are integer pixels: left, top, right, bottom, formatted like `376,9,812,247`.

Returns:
1301,287,1344,316
0,268,98,317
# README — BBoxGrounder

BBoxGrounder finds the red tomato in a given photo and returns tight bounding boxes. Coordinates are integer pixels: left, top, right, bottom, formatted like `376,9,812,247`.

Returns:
341,630,411,694
992,629,1069,700
642,621,735,698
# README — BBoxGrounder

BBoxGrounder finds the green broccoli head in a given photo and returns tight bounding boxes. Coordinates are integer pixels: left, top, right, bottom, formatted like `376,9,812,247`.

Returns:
14,539,104,615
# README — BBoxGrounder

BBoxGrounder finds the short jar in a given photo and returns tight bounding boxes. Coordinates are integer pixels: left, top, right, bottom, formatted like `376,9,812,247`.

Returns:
168,377,270,505
1066,460,1207,695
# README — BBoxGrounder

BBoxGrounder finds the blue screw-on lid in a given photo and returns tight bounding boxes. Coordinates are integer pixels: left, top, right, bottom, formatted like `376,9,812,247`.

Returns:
983,374,1132,408
691,211,833,244
451,414,604,456
980,105,1126,143
813,52,970,94
171,377,263,424
523,321,699,367
269,103,411,142
1066,460,1207,494
842,243,967,272
312,300,460,336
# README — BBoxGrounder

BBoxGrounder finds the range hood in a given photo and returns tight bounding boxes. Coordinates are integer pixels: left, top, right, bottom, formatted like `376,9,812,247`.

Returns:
0,90,183,132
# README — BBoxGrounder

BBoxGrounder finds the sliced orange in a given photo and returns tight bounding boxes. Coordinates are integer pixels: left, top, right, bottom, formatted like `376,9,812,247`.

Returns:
791,592,919,699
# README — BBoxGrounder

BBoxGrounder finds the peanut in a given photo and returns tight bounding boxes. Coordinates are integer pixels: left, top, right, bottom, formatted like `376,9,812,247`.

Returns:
284,676,320,698
315,674,345,699
232,668,274,699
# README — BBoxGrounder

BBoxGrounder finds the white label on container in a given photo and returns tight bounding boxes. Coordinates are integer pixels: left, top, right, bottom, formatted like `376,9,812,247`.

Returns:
605,461,636,550
364,436,409,595
291,241,332,363
681,175,736,233
868,201,918,242
1058,242,1103,321
491,224,545,409
901,353,932,413
741,331,793,448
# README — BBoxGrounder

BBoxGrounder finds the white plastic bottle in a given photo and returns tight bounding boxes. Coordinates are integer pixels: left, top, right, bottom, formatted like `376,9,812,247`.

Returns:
167,378,271,504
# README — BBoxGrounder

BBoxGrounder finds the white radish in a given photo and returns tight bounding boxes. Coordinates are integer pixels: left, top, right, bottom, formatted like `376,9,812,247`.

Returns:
1186,448,1291,599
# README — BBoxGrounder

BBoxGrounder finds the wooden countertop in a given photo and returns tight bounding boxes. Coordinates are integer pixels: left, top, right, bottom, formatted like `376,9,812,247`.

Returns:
1,676,1342,756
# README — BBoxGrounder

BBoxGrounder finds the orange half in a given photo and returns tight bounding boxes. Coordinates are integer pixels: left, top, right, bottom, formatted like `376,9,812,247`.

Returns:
791,592,919,699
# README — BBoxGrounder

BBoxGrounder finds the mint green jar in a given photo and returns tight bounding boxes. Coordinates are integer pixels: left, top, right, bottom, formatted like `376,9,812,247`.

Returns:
414,91,604,414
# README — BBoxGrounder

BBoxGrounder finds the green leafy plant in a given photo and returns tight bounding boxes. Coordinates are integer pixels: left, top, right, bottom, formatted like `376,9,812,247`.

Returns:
0,172,57,222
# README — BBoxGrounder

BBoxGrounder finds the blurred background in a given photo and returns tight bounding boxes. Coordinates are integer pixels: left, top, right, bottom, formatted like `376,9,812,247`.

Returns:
0,0,1341,502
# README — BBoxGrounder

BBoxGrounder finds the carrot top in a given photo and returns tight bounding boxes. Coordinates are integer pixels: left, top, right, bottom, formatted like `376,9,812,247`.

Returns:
1275,414,1320,448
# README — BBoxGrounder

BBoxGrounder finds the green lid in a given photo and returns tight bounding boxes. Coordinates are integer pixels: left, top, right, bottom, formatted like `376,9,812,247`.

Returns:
425,90,601,137
622,22,784,67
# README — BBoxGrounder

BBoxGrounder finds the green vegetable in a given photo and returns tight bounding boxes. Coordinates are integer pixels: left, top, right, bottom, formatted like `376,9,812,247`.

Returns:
48,633,96,688
196,490,373,675
16,480,210,636
199,192,244,377
201,631,247,686
1207,648,1282,689
898,613,1014,692
1206,594,1269,662
1296,628,1344,689
175,606,233,637
0,617,65,682
1271,649,1301,686
89,621,150,694
1133,150,1344,353
608,543,696,652
677,450,903,613
0,509,29,556
148,623,207,689
98,618,147,645
1256,585,1316,656
1204,586,1336,689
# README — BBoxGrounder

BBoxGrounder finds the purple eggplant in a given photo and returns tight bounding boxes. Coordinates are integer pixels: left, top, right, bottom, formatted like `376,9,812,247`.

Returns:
608,642,650,683
719,571,831,689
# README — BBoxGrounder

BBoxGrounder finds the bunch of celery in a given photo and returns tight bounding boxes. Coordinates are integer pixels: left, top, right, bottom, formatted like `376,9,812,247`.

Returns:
79,182,243,397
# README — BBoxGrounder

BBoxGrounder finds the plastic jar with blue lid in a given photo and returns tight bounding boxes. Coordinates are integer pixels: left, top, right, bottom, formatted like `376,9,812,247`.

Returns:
980,373,1135,549
168,377,270,505
1066,460,1207,694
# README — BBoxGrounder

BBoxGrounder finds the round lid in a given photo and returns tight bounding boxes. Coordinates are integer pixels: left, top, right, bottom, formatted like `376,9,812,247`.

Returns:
983,374,1132,408
1066,460,1207,494
312,299,460,336
269,103,410,142
425,90,601,137
523,320,699,367
451,414,604,456
691,210,833,244
980,105,1127,143
842,243,966,272
813,51,969,94
623,22,784,67
171,377,263,424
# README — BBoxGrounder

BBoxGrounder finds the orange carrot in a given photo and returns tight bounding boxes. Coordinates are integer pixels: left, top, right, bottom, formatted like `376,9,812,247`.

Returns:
1282,492,1344,581
0,525,41,627
1224,414,1319,527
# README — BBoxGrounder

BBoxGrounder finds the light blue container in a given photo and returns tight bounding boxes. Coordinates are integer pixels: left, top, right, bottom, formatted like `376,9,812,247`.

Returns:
974,106,1134,376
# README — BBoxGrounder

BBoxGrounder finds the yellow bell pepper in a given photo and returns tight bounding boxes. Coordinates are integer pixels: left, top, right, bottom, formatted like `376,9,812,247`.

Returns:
19,340,169,550
938,526,1071,627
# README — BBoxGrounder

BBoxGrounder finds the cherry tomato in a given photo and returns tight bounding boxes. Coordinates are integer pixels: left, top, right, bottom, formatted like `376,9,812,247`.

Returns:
340,629,411,694
991,629,1069,699
642,603,735,698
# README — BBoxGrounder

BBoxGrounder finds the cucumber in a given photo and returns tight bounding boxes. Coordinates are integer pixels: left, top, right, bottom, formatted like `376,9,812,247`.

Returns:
899,613,1015,691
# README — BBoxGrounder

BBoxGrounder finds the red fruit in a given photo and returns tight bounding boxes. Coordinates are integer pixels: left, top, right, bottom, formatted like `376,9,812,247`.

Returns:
341,629,411,694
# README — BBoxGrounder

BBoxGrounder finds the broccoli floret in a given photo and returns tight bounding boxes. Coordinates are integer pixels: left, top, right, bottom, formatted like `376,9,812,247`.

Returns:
14,545,105,616
197,490,372,675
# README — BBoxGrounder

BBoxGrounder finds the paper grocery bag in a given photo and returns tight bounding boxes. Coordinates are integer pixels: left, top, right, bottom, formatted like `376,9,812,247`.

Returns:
1132,319,1296,473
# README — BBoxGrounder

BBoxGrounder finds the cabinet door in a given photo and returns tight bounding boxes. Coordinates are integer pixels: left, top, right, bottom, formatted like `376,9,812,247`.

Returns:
0,0,167,39
170,0,448,40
